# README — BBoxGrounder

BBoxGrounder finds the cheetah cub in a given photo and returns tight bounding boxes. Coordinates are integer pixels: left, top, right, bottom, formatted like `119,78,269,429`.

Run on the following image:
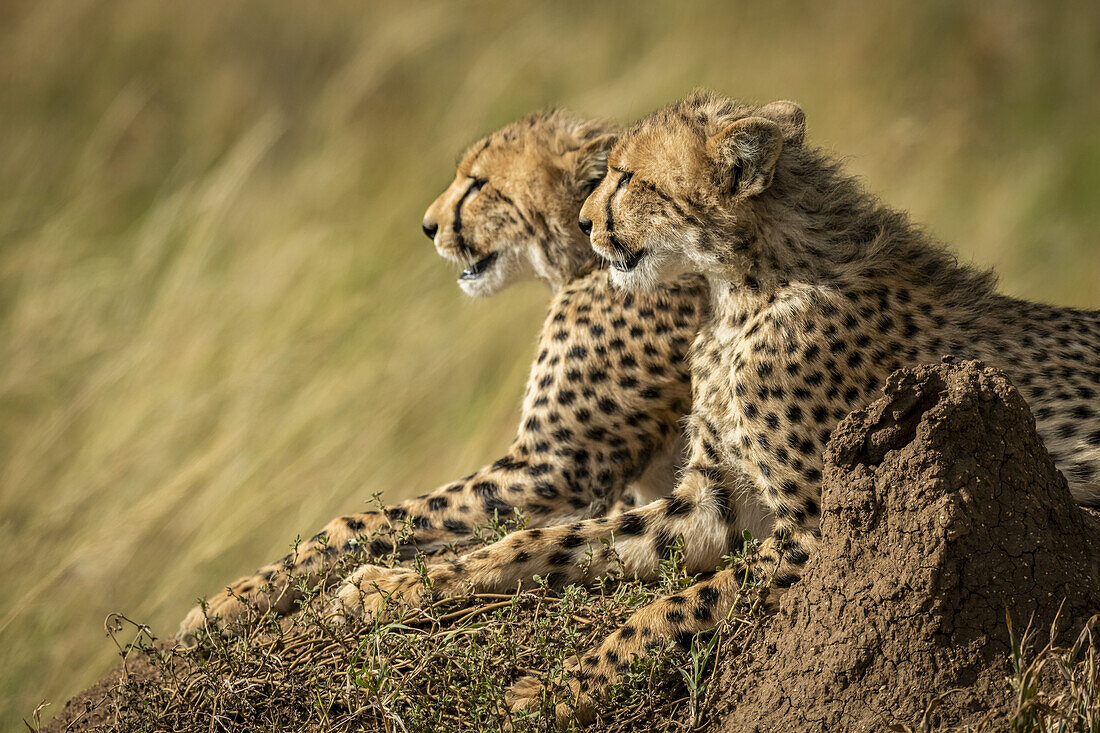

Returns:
329,93,1099,725
178,112,709,643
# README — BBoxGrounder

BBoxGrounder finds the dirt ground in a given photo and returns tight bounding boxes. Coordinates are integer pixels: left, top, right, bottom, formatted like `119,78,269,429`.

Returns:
716,359,1100,731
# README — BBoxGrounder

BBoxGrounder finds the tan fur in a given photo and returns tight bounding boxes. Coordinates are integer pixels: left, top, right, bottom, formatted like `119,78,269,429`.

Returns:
319,94,1098,726
528,91,1099,720
178,113,709,646
423,111,616,296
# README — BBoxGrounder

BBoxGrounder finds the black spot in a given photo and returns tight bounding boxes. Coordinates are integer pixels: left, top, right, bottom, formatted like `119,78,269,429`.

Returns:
666,609,685,624
442,519,469,534
664,495,693,517
548,551,572,566
427,497,449,512
368,538,393,556
697,585,720,607
653,529,677,560
618,513,647,535
1071,405,1094,420
773,574,800,589
784,546,810,565
674,631,695,650
560,533,585,548
386,507,407,521
534,482,558,499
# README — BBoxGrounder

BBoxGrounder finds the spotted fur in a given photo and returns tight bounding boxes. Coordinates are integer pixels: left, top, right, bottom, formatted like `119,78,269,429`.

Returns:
326,95,1099,725
178,113,708,643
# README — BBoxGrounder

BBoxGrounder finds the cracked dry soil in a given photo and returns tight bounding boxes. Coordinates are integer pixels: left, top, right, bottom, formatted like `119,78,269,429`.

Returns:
716,359,1100,731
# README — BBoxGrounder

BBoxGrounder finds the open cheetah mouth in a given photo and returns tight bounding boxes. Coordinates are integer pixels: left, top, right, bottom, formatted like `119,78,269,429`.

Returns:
459,251,498,280
609,246,647,273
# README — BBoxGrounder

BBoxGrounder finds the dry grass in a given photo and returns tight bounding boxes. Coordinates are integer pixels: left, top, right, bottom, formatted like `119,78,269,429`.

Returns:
31,535,771,732
1,1,1098,728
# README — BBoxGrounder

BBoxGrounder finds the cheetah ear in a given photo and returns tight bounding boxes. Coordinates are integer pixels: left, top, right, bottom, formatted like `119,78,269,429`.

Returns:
570,133,618,193
708,117,784,197
758,100,805,147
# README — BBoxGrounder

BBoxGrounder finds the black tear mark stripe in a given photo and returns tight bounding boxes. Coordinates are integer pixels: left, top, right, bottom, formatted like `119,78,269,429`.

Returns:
452,178,483,257
604,169,634,235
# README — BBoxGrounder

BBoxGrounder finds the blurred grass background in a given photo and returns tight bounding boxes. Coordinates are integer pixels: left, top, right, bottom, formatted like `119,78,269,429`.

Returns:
1,0,1097,725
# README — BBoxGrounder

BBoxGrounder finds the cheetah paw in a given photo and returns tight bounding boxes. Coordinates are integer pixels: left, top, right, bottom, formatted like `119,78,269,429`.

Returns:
326,565,422,625
506,657,596,728
177,587,253,648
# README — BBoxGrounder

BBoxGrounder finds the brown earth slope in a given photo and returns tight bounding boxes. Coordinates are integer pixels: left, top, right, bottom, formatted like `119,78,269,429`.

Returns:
716,359,1100,731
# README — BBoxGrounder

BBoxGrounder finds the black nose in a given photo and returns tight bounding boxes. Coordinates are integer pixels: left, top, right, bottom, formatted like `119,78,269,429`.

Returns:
422,220,438,240
578,216,592,236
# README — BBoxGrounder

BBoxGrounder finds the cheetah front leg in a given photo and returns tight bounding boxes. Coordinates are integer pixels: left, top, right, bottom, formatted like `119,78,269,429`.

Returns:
325,447,756,624
507,567,750,726
177,449,598,644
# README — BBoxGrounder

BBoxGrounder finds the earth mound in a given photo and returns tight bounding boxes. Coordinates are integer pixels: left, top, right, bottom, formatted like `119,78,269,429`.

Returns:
716,359,1100,731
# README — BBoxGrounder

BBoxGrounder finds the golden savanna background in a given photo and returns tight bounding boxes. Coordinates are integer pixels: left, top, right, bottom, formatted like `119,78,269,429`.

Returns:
2,1,1098,726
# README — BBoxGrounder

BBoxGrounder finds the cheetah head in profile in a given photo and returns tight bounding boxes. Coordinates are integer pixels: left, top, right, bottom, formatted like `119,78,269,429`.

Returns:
580,93,805,292
423,111,618,296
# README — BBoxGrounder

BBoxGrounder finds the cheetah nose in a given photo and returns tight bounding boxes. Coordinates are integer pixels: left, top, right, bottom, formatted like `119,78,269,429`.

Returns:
422,220,438,240
578,216,592,236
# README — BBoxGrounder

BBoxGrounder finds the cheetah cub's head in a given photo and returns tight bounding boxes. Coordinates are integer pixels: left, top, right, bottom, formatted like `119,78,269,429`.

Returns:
423,112,618,297
580,93,805,292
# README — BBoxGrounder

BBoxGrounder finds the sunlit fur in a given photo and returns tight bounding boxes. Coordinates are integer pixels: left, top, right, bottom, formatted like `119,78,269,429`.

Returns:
178,114,711,649
424,111,616,296
534,91,1100,721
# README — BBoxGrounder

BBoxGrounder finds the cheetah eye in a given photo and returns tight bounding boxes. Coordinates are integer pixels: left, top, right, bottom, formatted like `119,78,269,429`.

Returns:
470,177,488,192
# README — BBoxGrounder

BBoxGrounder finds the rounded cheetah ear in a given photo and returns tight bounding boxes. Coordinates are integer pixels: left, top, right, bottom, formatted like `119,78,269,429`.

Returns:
758,100,805,147
570,133,618,192
708,116,784,197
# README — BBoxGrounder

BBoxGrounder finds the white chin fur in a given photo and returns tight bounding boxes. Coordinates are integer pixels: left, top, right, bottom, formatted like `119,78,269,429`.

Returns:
608,246,686,293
